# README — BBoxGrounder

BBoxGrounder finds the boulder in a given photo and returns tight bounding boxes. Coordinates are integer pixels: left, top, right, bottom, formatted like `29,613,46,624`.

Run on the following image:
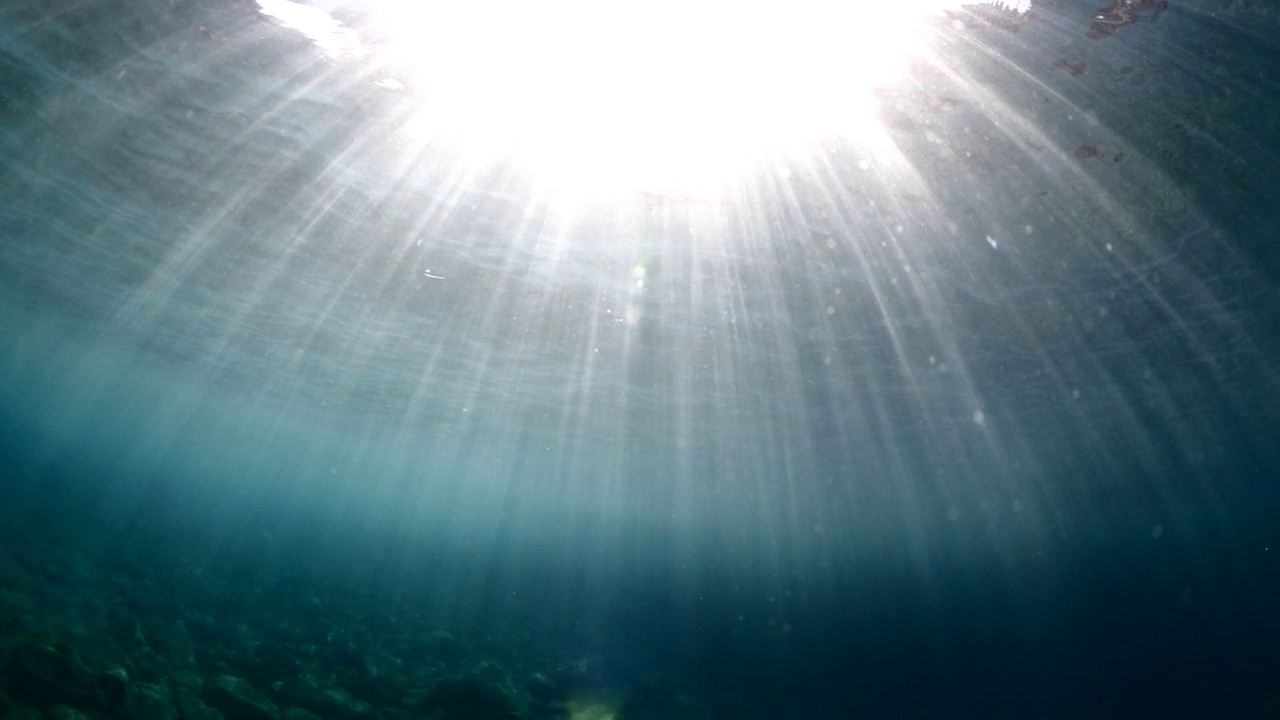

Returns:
201,675,278,720
276,675,375,720
5,642,96,708
149,621,197,671
174,688,226,720
419,676,520,720
47,707,93,720
129,683,179,720
243,643,299,687
525,673,561,704
171,671,204,692
101,667,130,709
422,632,467,667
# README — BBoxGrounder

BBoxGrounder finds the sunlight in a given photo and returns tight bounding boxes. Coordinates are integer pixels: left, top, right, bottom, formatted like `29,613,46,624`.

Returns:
374,1,960,201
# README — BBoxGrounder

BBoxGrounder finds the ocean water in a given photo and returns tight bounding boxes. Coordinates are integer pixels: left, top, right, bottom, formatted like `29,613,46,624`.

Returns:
1,1,1278,718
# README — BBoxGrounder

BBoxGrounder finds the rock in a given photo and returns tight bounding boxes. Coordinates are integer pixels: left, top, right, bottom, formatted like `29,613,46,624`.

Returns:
419,676,520,720
201,675,279,720
243,643,299,687
0,588,35,614
39,547,97,586
47,706,93,720
174,688,225,720
5,641,96,708
101,667,130,709
131,648,169,684
525,673,561,704
422,632,467,667
171,671,204,692
281,710,323,720
311,688,375,720
276,676,374,720
0,549,36,593
150,621,197,671
470,661,509,688
345,673,398,709
130,683,179,720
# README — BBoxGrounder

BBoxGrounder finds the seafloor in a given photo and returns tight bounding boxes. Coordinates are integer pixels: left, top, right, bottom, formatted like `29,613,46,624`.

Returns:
0,514,686,720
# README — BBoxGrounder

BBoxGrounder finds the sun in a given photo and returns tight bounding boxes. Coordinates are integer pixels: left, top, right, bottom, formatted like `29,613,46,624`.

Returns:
283,0,985,201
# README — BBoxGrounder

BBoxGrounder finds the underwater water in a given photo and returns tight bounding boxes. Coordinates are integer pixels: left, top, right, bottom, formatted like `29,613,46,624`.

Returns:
1,0,1279,717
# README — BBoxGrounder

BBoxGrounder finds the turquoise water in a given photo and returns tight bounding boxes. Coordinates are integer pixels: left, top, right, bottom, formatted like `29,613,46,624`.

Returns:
1,1,1278,717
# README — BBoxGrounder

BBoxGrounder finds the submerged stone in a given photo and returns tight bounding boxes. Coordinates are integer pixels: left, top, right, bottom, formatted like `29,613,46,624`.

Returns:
173,688,225,720
5,642,96,709
276,676,374,720
170,671,204,692
129,683,180,720
419,676,520,720
525,672,561,704
47,707,92,720
100,667,129,709
149,620,197,671
422,631,467,667
202,675,279,720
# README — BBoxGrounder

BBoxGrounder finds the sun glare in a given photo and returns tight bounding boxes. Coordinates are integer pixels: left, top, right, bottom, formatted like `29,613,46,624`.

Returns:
258,0,1012,201
255,0,1035,201
365,1,965,199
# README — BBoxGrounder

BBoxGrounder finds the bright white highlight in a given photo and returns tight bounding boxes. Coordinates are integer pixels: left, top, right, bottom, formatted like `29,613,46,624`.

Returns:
257,0,364,59
264,0,1018,199
382,1,967,197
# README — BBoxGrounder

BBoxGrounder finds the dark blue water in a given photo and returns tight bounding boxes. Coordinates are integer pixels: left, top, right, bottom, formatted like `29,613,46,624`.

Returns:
2,1,1279,718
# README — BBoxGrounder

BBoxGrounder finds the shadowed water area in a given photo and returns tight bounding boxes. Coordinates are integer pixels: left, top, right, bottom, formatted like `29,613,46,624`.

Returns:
1,0,1279,718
